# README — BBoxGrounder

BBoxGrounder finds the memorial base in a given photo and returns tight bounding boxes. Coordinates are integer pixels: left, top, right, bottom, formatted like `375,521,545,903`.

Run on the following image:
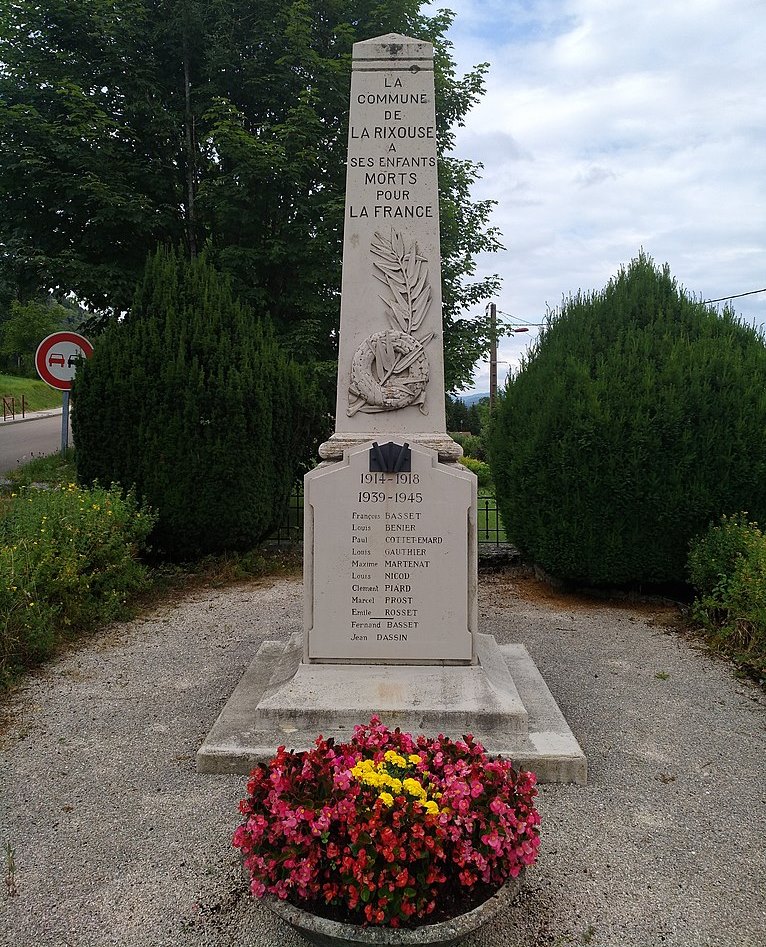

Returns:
197,633,587,784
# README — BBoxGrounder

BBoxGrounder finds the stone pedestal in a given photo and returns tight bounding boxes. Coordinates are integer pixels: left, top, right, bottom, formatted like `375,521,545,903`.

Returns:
197,633,586,784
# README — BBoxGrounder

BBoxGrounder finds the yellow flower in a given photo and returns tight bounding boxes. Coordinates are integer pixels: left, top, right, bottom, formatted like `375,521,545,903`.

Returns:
384,750,407,768
408,754,421,765
423,800,439,816
402,777,426,799
378,792,394,807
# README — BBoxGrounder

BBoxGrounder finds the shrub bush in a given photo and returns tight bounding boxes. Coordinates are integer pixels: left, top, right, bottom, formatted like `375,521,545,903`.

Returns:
0,483,154,682
73,247,322,559
452,432,486,462
459,455,493,491
488,252,766,585
688,514,766,678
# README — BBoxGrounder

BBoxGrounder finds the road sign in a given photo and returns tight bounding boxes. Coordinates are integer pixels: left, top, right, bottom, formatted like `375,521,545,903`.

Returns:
35,331,93,390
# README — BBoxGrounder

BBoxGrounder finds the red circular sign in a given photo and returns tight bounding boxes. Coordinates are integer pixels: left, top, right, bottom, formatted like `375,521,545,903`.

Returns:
35,331,94,390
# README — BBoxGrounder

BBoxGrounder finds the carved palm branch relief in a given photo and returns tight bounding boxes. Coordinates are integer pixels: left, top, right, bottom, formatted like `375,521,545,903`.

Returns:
370,230,433,335
348,229,434,417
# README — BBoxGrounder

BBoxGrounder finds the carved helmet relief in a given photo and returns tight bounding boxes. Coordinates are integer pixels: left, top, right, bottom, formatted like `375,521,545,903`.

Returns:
347,229,433,416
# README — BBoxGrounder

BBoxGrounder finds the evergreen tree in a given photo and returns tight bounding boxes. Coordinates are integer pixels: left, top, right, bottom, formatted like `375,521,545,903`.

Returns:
488,253,766,586
445,394,470,431
72,247,322,559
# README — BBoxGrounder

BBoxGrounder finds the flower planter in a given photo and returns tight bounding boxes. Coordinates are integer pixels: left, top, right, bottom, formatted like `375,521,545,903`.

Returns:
264,871,525,947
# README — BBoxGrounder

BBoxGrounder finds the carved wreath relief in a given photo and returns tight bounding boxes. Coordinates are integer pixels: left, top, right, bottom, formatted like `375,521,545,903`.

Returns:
348,229,433,416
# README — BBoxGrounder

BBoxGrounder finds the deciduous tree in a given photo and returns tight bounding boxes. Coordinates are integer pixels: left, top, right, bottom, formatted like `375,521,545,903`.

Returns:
0,0,500,390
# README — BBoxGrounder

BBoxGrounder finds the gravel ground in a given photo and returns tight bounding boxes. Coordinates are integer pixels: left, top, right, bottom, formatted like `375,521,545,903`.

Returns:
1,568,764,947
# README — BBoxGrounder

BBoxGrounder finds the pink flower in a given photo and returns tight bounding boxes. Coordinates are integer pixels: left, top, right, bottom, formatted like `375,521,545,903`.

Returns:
232,717,540,927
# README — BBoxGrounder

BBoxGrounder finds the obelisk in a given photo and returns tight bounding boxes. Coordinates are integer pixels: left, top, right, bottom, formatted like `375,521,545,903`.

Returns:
304,34,475,664
320,33,460,464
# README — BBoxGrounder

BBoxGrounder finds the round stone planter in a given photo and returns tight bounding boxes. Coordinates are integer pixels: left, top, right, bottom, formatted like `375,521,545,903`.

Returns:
264,871,525,947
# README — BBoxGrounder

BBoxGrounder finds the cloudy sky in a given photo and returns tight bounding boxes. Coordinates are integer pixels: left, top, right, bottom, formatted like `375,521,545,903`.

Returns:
424,0,766,393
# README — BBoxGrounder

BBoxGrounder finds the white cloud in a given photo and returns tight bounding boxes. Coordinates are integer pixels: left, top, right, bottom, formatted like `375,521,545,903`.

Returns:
427,0,766,392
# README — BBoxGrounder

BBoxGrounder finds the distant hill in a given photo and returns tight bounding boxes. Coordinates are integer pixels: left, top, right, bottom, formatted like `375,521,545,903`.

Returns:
456,391,489,406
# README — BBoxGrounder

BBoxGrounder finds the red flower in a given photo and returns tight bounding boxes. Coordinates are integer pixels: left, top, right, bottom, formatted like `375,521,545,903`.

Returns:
232,718,540,928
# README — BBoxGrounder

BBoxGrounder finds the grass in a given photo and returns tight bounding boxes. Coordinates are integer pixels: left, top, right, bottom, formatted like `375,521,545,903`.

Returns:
477,489,507,544
1,448,77,489
0,373,62,414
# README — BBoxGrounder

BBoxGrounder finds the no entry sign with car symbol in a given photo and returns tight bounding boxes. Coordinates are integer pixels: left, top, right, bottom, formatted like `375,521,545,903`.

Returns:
35,331,93,390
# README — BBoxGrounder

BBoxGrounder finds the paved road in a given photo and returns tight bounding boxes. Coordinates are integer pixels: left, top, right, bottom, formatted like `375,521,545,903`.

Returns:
0,410,67,474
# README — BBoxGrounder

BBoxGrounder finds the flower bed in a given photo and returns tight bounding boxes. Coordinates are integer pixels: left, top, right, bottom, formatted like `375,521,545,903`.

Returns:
234,717,540,929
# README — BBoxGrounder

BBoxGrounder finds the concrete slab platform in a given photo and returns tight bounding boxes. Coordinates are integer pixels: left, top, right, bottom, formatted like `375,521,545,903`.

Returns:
197,634,587,784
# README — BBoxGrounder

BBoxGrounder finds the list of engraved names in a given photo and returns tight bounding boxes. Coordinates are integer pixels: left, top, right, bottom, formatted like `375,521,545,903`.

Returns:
351,471,439,642
306,445,473,662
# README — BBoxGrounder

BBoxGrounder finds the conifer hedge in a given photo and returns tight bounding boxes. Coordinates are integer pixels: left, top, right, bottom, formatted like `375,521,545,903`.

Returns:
72,248,321,559
488,253,766,586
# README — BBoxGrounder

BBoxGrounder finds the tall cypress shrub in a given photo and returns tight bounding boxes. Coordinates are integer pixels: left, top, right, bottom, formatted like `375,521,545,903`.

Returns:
488,252,766,586
73,247,321,559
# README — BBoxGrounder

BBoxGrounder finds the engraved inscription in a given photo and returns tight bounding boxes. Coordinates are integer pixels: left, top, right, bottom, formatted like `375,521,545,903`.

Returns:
306,443,473,662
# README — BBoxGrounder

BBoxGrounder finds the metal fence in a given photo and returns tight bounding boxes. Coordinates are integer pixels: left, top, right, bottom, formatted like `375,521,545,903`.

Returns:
270,484,507,547
2,395,26,421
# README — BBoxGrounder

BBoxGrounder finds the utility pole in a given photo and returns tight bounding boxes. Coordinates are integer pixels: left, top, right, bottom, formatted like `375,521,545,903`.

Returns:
489,302,497,412
487,303,530,411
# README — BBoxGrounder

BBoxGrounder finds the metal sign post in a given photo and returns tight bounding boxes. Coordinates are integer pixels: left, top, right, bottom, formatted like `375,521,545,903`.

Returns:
61,390,70,452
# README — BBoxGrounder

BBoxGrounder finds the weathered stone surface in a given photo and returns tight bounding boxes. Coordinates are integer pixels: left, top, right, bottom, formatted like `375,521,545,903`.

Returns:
333,33,447,435
304,440,476,663
195,633,587,785
319,431,462,463
197,33,587,787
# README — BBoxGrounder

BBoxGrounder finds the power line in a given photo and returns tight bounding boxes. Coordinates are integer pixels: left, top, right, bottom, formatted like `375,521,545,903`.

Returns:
496,308,545,327
703,287,766,304
488,286,766,329
495,287,766,321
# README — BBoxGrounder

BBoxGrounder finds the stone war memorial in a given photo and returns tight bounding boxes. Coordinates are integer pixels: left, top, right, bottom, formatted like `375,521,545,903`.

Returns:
198,34,586,784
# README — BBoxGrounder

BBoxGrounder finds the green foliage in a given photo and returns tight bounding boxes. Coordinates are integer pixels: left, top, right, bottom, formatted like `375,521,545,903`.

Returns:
687,512,757,596
72,247,322,559
452,432,486,462
445,394,470,431
488,252,766,586
0,482,154,683
0,299,66,375
459,455,492,491
4,448,76,488
445,396,486,435
0,0,500,390
688,514,766,679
